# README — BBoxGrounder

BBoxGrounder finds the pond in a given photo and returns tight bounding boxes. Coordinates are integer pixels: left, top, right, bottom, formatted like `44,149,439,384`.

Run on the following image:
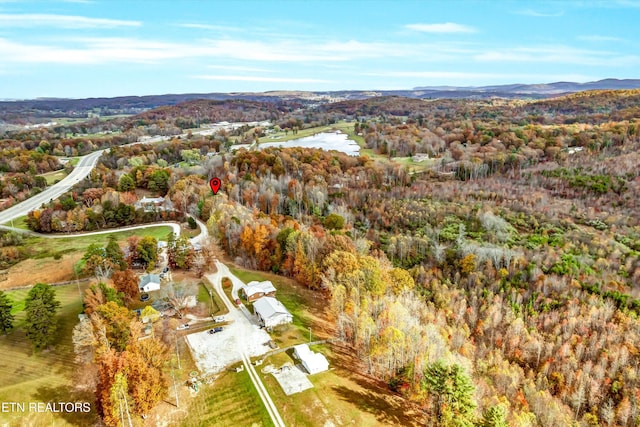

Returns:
260,131,360,156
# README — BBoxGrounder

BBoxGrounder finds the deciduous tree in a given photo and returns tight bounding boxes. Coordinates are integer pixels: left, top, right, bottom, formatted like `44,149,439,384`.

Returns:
111,269,139,301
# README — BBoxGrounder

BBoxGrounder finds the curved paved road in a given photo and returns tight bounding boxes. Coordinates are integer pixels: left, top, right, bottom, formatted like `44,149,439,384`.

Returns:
0,149,105,225
0,128,212,227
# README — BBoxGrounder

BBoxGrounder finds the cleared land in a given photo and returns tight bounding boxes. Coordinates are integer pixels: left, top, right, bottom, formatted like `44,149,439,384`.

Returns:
179,264,424,427
0,282,99,427
178,368,274,427
0,225,173,289
38,169,69,185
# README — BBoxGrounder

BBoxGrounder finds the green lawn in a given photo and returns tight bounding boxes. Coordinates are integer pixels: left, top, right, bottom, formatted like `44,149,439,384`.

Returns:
199,280,226,316
178,369,274,427
39,169,69,185
258,344,424,427
25,225,174,259
2,215,29,230
0,282,99,427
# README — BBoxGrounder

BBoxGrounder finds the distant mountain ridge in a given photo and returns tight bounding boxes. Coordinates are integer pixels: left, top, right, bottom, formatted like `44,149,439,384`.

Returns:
413,78,640,95
2,78,640,124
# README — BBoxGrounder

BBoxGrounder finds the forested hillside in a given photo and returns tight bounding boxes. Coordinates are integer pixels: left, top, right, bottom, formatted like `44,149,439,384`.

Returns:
7,89,640,425
188,91,640,425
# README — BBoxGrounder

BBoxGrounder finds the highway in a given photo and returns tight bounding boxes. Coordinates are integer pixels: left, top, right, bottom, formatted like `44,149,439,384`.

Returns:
0,127,217,227
0,149,106,225
0,133,179,226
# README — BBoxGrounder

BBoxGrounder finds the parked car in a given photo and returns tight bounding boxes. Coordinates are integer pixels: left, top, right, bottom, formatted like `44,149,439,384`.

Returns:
162,266,169,273
208,327,223,334
140,293,150,302
214,315,226,323
176,324,190,331
235,298,241,305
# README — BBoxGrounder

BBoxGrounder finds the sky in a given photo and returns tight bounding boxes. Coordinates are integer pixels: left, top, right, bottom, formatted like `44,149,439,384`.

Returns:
0,0,638,99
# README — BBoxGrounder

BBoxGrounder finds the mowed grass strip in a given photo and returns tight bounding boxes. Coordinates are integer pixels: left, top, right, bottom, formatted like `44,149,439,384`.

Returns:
24,225,174,260
179,369,274,427
0,282,99,426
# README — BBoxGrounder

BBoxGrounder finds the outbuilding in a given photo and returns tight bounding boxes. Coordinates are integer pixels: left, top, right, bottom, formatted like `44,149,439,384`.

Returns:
293,344,329,374
253,297,292,328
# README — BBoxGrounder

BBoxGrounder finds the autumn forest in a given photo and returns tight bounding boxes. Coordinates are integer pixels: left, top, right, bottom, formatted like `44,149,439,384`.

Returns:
2,89,640,426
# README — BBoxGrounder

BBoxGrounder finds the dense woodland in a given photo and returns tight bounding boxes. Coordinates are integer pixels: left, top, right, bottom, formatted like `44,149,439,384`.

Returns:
4,90,640,425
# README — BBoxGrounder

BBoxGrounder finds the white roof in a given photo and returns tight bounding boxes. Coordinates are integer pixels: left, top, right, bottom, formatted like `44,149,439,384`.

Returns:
243,280,277,297
294,344,312,358
139,196,165,203
293,344,329,374
253,297,290,319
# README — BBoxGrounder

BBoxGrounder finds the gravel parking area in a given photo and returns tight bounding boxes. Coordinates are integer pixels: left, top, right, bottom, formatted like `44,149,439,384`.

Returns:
186,319,272,374
186,262,274,374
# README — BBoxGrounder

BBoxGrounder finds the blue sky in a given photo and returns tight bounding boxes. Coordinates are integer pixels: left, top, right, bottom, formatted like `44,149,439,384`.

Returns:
0,0,638,99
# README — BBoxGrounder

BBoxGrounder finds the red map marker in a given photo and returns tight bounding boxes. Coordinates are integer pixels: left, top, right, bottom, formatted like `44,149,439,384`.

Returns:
209,177,221,195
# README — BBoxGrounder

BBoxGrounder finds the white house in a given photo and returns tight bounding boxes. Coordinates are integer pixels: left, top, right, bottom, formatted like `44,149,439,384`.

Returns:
135,196,173,213
253,297,292,328
242,280,277,302
293,344,329,374
139,274,161,293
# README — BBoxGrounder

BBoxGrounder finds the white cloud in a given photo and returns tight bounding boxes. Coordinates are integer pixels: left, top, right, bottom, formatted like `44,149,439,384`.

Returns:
405,23,476,34
0,36,404,65
191,75,331,83
513,9,564,17
472,45,634,66
365,70,596,83
178,23,243,32
577,35,624,42
0,13,141,28
207,65,273,72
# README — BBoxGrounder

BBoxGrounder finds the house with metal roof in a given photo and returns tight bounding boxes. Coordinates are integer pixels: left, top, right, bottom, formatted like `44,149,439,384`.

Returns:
253,296,292,328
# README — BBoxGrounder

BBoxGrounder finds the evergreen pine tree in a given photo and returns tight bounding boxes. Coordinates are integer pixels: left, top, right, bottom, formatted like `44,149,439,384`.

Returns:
0,290,15,334
423,361,476,427
480,404,508,427
24,283,60,350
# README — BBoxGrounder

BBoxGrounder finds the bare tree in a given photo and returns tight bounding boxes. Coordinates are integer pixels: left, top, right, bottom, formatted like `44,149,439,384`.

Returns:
160,281,198,319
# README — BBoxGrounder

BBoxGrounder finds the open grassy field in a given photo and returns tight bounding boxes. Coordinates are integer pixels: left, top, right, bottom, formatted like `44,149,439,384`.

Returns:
38,169,69,185
0,282,99,427
1,225,174,289
178,368,274,427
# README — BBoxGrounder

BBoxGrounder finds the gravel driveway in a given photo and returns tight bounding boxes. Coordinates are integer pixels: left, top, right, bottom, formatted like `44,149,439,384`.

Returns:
185,262,271,374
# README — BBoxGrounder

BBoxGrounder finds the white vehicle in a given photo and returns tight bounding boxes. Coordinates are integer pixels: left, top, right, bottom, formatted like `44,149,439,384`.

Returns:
176,324,190,331
214,315,226,323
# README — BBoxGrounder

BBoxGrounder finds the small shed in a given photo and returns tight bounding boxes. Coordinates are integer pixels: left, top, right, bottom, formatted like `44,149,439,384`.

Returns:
253,297,292,328
139,274,161,292
293,344,329,375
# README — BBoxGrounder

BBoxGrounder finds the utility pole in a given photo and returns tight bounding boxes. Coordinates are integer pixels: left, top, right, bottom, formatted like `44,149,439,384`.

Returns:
208,289,214,316
175,335,181,370
171,367,180,408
